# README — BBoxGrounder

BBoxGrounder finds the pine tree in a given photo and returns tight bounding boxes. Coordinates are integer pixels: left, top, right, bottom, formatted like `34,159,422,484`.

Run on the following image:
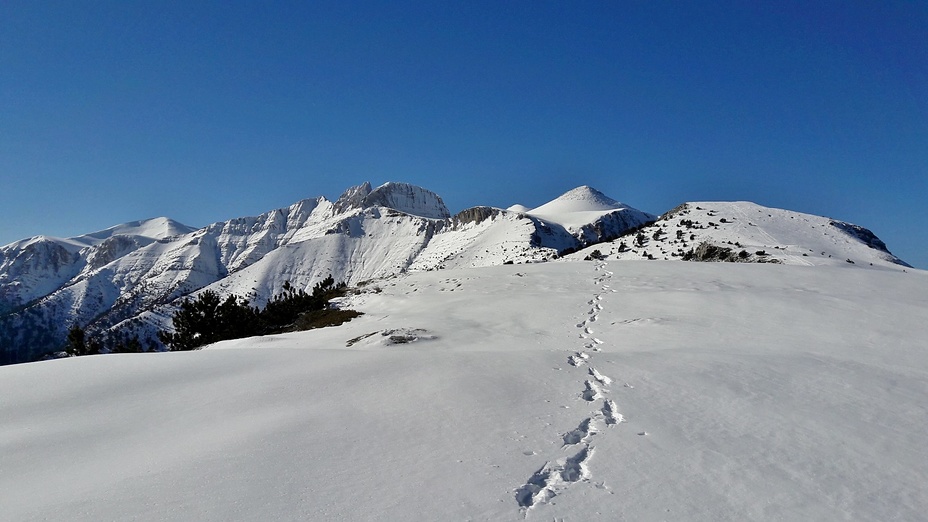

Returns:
66,325,88,356
158,276,348,351
159,290,260,351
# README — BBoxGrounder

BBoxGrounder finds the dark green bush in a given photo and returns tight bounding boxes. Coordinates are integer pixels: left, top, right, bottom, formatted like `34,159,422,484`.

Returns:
159,276,354,351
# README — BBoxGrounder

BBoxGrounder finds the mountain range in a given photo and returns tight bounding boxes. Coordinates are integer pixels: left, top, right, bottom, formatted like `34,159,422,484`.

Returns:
2,182,926,520
0,182,908,365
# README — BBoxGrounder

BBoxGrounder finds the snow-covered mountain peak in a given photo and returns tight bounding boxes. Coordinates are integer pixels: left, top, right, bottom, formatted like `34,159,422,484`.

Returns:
507,204,531,213
360,182,451,219
331,181,449,219
72,217,195,246
531,185,624,214
526,185,655,237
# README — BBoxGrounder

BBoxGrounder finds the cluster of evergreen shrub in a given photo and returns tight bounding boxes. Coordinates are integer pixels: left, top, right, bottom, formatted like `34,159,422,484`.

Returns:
64,325,158,357
63,277,359,356
158,276,358,351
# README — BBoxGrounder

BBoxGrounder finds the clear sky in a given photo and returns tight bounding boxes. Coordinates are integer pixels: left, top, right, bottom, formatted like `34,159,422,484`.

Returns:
2,1,926,267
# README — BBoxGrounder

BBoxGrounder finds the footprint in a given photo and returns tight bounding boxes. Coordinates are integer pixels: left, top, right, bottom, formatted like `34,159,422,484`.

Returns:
567,352,589,367
581,380,603,401
589,367,612,386
602,399,623,426
562,418,597,446
515,447,595,509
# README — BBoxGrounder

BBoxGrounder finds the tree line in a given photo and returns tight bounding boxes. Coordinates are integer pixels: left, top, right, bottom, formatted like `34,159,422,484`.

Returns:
65,276,359,356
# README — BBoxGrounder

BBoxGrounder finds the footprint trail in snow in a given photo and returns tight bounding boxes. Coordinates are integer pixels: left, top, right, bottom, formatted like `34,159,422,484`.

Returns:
516,260,633,513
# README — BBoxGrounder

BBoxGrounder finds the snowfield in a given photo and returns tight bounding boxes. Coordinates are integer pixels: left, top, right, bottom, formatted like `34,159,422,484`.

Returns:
2,260,927,520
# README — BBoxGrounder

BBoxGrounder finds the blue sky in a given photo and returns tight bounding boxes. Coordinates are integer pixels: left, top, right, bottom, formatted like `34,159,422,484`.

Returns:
2,1,926,267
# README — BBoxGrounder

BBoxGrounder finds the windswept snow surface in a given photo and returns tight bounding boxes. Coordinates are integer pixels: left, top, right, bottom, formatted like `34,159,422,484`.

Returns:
2,261,928,520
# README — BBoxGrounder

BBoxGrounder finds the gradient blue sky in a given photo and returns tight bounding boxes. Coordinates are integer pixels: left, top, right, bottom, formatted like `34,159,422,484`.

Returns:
2,1,926,267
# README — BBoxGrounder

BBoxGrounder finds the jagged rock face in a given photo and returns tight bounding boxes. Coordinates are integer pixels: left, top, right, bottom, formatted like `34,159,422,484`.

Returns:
334,182,373,214
453,206,501,227
575,209,656,245
829,221,891,253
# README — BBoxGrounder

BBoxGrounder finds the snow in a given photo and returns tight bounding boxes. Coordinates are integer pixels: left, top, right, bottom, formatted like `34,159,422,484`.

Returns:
409,209,571,270
360,182,451,220
71,217,196,247
0,184,912,370
2,260,927,520
527,186,654,234
580,201,910,268
0,218,197,322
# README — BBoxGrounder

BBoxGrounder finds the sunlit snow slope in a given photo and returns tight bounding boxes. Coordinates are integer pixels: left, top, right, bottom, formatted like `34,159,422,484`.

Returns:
574,201,910,269
2,261,926,521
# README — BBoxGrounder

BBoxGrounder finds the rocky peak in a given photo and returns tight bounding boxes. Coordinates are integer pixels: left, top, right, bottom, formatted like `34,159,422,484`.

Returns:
334,182,450,220
334,182,374,214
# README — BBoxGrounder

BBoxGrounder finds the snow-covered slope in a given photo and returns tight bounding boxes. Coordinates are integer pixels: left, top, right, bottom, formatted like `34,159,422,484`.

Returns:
572,201,910,269
200,206,443,306
407,187,656,272
2,261,926,520
409,207,576,270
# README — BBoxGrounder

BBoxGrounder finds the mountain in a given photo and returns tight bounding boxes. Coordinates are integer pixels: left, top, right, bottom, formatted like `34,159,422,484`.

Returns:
567,201,910,268
0,217,195,315
2,260,926,520
0,182,456,364
0,183,910,365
